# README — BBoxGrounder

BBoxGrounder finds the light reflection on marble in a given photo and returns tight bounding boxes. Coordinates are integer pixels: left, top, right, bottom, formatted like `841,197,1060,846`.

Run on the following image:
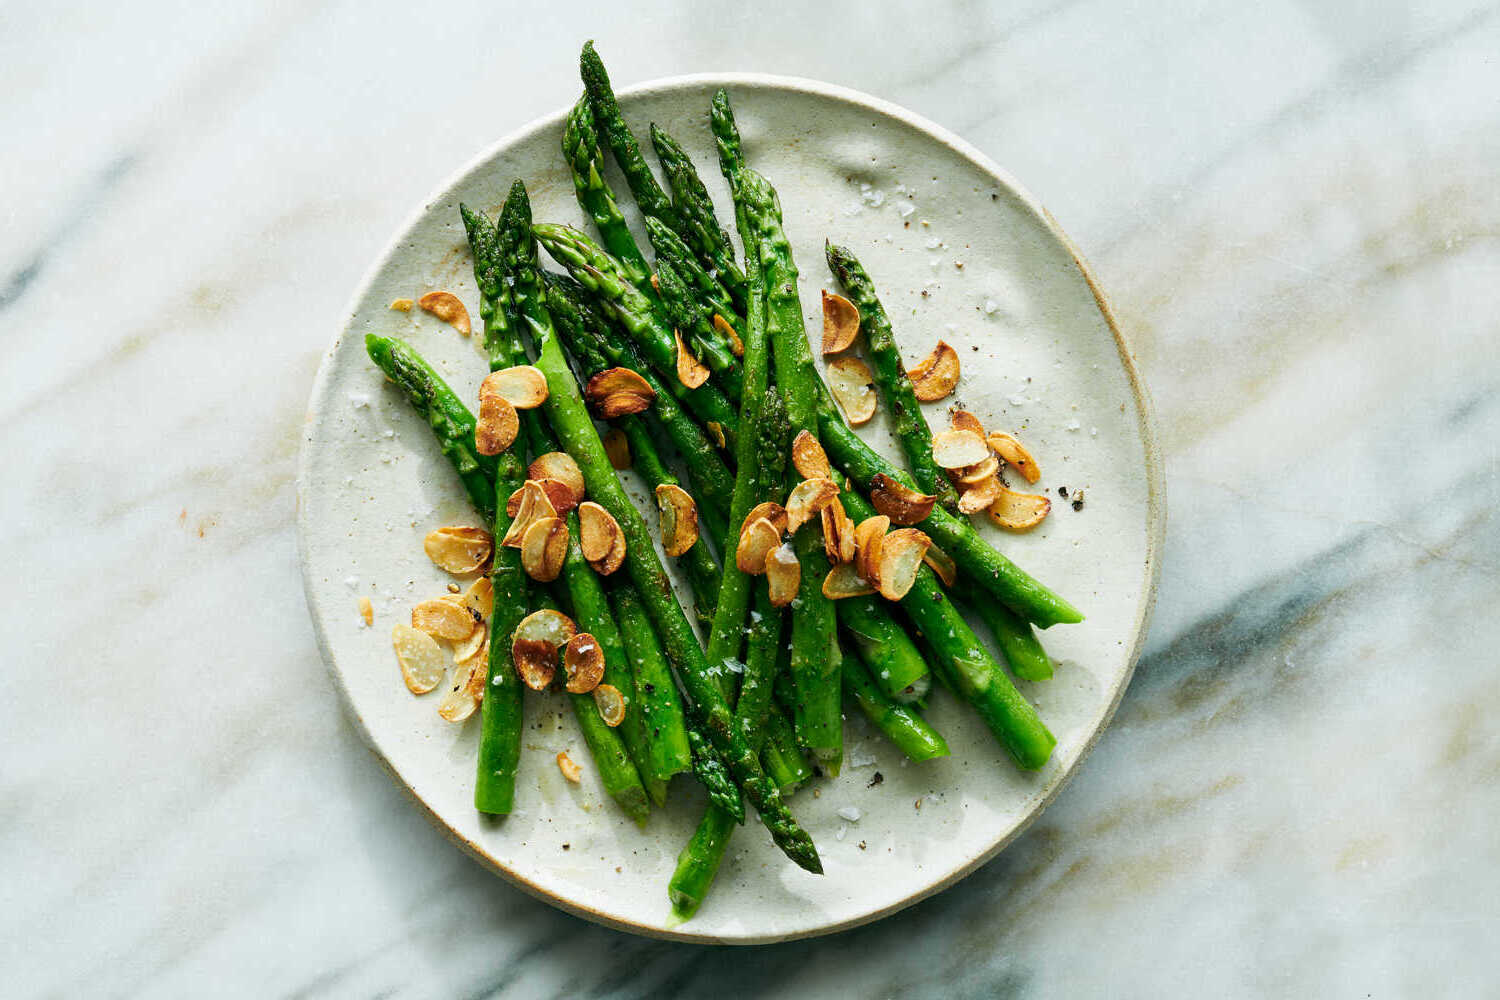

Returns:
2,0,1497,995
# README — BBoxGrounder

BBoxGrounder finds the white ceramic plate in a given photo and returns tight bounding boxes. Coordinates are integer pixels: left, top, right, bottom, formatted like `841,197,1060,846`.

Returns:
298,74,1164,944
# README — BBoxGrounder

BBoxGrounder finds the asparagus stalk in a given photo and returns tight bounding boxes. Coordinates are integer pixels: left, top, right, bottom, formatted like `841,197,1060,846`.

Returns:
840,486,1055,770
843,650,950,763
562,95,653,290
540,592,652,825
643,215,742,332
649,123,749,309
363,335,495,520
610,585,695,788
837,596,931,703
760,705,813,793
514,183,820,872
459,203,530,814
968,597,1054,681
655,254,743,398
534,223,742,436
579,41,684,235
744,169,842,774
824,243,959,512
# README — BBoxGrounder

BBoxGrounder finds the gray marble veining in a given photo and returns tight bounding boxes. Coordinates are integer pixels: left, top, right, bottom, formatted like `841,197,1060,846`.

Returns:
2,0,1497,995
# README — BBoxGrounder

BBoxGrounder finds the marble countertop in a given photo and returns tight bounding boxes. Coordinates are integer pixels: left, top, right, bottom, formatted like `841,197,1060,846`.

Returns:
4,0,1497,995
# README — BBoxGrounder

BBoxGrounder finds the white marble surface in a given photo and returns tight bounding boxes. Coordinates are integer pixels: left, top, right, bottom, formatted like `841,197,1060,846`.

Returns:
3,0,1497,995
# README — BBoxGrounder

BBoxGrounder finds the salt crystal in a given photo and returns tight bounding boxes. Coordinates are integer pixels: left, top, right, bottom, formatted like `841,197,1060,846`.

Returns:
924,238,941,250
896,202,915,218
349,392,370,409
848,749,878,768
1090,427,1098,436
835,824,848,841
1066,419,1082,431
983,299,999,315
343,576,359,590
1008,394,1027,407
862,190,885,208
836,806,862,822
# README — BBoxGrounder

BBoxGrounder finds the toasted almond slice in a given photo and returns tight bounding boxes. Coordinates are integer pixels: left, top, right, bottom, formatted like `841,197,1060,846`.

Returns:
923,543,957,588
822,561,876,599
358,595,374,626
452,620,487,665
501,481,556,548
412,598,478,641
423,525,494,574
741,501,788,537
563,633,605,693
877,529,931,601
988,486,1052,531
511,609,577,690
418,291,471,335
854,515,890,587
827,356,877,425
950,409,986,438
593,683,626,727
392,624,446,695
460,576,493,621
578,501,620,563
481,365,548,410
906,340,960,401
958,475,1004,514
674,329,709,389
438,650,485,722
988,431,1041,484
528,452,585,511
585,367,656,405
791,430,831,481
869,474,937,526
602,428,631,469
475,393,518,456
655,484,699,557
821,290,860,354
597,392,653,418
958,455,999,486
765,544,801,608
931,428,989,469
714,313,744,357
556,750,582,783
705,421,726,449
785,477,839,534
390,298,413,312
597,528,626,576
520,516,568,582
736,517,782,575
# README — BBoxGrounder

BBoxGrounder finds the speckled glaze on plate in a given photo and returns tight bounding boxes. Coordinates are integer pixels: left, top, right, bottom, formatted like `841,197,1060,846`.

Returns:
297,74,1164,944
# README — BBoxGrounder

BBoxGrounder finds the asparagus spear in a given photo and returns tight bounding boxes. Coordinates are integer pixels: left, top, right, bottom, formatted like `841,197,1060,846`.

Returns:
655,254,743,398
968,597,1054,681
744,169,842,774
557,513,671,807
709,89,754,248
610,585,695,789
514,182,820,872
643,215,742,333
562,95,653,290
840,486,1055,770
540,592,653,825
759,704,813,793
534,223,742,436
363,335,495,520
458,203,530,814
649,123,749,309
842,650,950,763
579,41,683,235
837,596,931,703
824,243,959,512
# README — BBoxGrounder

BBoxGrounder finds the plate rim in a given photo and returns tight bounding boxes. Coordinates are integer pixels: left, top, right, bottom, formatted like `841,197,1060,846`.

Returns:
297,70,1167,945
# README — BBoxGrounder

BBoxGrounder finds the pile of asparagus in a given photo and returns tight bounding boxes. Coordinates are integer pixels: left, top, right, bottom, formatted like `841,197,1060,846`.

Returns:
365,41,1081,923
